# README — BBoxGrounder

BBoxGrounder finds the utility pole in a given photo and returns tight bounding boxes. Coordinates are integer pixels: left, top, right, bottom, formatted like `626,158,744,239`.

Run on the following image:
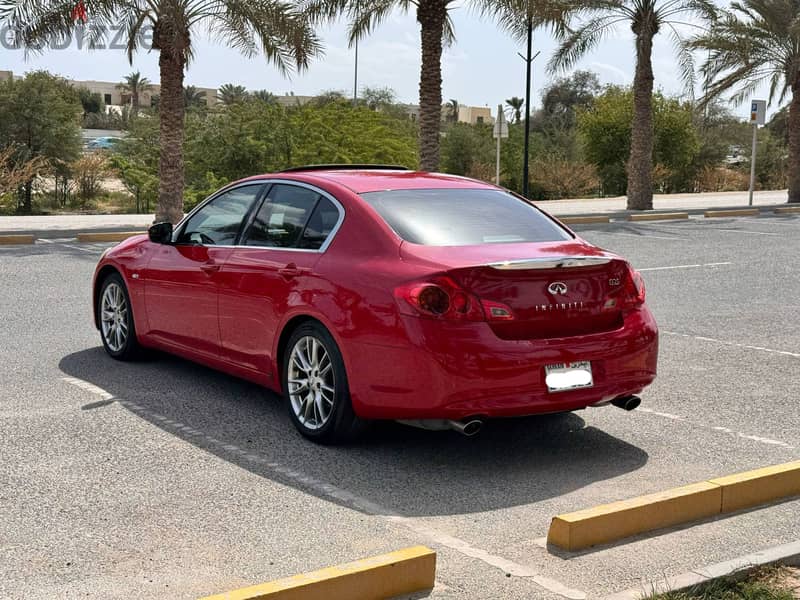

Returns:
748,100,766,206
494,104,509,184
353,38,359,106
518,15,540,199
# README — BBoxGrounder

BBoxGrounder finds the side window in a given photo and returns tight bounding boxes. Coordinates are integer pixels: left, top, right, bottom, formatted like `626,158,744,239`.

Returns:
297,196,340,250
243,184,321,248
177,185,262,245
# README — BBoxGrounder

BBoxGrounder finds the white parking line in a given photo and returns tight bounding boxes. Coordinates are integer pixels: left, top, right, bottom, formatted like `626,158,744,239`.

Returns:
712,228,780,236
638,262,732,272
608,232,687,241
661,330,800,358
38,239,97,253
61,376,587,600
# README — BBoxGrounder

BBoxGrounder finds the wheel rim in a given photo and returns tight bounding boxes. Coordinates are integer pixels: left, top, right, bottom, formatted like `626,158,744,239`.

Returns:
100,283,129,352
288,336,335,430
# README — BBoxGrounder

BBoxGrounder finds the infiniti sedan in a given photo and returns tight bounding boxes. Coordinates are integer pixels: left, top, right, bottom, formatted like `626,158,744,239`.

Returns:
93,166,658,443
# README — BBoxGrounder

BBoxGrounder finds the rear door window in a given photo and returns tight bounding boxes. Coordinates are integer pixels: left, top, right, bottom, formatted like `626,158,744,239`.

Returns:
360,188,571,246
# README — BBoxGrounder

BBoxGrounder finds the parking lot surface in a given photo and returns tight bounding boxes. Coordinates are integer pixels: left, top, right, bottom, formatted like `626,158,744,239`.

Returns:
1,215,799,599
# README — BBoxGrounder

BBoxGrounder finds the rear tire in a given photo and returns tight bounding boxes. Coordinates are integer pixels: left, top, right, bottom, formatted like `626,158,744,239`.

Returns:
98,273,141,361
283,322,365,444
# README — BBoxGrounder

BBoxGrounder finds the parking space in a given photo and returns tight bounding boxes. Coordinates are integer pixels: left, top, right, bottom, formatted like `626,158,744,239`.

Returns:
1,215,799,599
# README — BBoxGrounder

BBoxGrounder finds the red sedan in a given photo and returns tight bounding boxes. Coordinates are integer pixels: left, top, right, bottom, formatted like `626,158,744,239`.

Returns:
93,166,658,443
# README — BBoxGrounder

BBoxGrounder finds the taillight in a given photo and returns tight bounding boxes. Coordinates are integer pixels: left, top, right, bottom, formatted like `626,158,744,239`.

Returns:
394,277,514,322
603,265,645,311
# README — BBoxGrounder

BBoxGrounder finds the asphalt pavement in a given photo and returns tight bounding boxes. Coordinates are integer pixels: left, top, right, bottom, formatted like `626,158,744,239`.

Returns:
1,213,799,599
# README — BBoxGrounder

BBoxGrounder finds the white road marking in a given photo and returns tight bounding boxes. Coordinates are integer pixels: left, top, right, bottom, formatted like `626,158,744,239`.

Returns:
605,232,687,241
712,228,780,236
61,375,586,599
661,330,800,358
638,262,732,272
637,408,795,450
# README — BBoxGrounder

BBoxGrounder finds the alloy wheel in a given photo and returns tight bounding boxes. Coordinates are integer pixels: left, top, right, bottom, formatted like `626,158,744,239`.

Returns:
100,282,129,353
288,336,335,430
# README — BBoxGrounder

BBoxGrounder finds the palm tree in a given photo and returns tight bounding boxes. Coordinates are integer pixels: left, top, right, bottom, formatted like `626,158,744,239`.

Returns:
506,96,524,123
183,85,206,109
549,0,716,209
2,1,320,224
218,83,249,106
304,0,459,171
252,90,279,104
447,98,460,123
117,71,151,114
690,0,800,203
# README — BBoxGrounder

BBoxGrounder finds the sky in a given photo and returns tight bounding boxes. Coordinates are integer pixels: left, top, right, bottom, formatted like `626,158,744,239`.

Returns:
0,6,772,121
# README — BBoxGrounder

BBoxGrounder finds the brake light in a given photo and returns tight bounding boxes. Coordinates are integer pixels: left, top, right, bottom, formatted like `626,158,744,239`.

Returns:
603,265,645,311
394,277,514,322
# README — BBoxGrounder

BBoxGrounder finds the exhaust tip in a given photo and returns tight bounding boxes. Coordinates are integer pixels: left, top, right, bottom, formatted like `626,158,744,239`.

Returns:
447,418,484,436
611,395,641,411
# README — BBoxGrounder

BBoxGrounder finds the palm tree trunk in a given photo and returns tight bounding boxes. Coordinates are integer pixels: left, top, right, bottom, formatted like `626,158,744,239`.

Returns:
626,33,654,210
788,84,800,203
155,40,186,224
132,90,139,115
417,0,446,172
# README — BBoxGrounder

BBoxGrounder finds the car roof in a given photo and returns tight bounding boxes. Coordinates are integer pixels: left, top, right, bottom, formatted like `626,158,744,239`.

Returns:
240,169,497,194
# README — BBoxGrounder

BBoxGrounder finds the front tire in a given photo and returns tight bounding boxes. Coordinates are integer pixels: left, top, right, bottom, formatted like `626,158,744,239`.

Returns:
283,323,364,444
98,273,141,361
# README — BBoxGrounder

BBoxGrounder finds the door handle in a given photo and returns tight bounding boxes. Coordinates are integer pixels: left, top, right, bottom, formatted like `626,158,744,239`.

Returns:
200,262,221,274
278,263,308,278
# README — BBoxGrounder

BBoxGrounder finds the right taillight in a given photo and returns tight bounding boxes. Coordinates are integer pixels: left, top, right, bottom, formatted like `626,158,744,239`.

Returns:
394,276,514,322
622,266,646,309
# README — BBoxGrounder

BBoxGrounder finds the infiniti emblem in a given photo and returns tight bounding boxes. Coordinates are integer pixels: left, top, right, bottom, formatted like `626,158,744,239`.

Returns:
547,281,568,295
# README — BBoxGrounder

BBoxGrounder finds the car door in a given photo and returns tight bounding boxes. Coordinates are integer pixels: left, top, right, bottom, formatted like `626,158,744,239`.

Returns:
217,182,344,378
143,183,265,359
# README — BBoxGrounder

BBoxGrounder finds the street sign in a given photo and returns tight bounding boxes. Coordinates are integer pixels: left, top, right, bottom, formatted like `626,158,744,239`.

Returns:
493,108,508,139
750,100,766,126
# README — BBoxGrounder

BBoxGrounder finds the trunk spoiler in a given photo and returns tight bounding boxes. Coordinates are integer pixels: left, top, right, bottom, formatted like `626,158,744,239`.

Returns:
488,256,612,270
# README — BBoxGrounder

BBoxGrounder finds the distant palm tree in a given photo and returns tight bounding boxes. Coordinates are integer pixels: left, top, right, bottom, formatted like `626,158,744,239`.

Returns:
1,1,320,224
252,90,279,104
506,96,524,123
117,71,152,114
689,0,800,203
183,85,206,109
218,84,249,106
447,99,460,123
549,0,716,209
304,0,461,171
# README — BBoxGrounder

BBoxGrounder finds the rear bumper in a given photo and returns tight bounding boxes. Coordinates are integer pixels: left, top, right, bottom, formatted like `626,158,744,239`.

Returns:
346,307,658,420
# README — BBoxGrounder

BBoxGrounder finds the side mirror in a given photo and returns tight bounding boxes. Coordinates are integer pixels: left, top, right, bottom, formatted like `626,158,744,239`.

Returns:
148,222,173,244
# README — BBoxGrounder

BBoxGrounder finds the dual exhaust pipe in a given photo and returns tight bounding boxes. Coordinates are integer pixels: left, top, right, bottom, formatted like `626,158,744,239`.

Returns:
399,395,640,436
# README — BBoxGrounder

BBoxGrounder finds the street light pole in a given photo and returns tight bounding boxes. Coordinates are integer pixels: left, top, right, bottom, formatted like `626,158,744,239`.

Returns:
522,17,533,199
353,37,359,106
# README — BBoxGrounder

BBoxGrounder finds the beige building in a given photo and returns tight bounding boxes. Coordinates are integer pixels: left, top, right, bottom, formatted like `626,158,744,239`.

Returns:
69,78,217,108
405,103,495,125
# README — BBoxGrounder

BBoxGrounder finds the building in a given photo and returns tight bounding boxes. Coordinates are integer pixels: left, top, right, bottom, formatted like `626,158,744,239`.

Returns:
69,78,217,109
405,103,495,125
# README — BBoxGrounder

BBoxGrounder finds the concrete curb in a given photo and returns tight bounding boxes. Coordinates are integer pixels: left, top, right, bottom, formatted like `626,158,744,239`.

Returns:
559,216,611,225
774,206,800,214
704,208,761,218
76,231,145,243
0,234,35,245
548,460,800,551
197,546,436,600
603,540,800,600
627,212,689,222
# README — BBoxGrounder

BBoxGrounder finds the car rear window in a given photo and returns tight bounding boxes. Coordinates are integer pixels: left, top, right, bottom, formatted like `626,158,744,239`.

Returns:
360,188,571,246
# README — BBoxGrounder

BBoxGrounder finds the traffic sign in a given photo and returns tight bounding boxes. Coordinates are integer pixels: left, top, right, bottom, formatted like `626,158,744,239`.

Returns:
750,100,766,126
493,109,508,139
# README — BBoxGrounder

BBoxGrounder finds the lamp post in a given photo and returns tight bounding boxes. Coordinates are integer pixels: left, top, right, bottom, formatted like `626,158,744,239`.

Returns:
519,17,540,199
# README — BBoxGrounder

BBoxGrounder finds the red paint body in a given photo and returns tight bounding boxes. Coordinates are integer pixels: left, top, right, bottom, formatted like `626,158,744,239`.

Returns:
93,170,658,420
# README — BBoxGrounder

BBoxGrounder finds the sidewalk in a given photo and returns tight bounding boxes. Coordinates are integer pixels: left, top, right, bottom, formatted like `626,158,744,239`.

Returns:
0,190,791,236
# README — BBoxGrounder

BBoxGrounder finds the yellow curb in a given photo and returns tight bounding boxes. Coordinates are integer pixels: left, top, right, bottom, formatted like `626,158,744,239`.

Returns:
710,460,800,513
548,482,721,551
548,461,800,551
76,231,145,243
198,546,436,600
559,215,611,225
774,206,800,214
704,208,760,218
0,234,35,245
627,212,689,222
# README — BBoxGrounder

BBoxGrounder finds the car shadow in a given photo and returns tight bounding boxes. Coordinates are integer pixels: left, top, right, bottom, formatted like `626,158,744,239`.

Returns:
59,347,649,518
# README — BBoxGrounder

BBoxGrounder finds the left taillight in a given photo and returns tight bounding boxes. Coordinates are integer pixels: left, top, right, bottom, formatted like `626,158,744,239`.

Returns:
603,264,646,311
394,276,514,322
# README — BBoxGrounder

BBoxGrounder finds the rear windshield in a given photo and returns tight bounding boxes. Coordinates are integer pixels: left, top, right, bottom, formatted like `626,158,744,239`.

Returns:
360,188,571,246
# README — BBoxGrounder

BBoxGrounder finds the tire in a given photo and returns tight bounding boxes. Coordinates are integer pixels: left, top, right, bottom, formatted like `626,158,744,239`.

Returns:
283,322,365,444
97,272,141,361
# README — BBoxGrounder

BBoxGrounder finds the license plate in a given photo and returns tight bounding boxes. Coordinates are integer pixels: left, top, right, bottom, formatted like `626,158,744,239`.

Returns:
544,361,593,392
